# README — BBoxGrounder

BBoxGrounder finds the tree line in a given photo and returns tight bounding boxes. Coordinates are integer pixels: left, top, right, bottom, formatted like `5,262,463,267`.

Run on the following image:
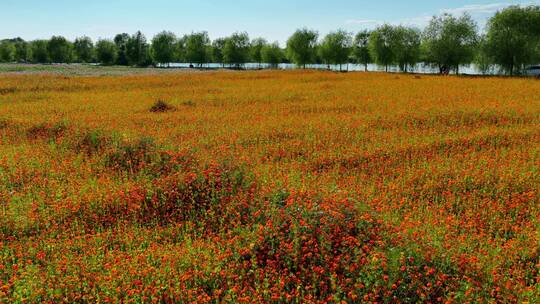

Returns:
0,5,538,75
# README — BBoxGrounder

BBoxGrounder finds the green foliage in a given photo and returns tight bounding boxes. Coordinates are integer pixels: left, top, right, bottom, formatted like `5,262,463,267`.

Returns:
73,36,94,63
126,31,152,67
474,36,494,75
484,5,540,75
96,39,118,65
105,137,155,172
286,28,318,68
318,29,352,70
392,26,421,72
12,38,31,62
250,38,267,65
30,40,49,63
151,31,177,66
184,32,210,66
47,36,73,63
149,100,176,113
114,33,130,65
174,36,186,63
211,38,226,65
261,42,284,68
0,41,16,62
369,24,395,71
2,6,539,75
353,30,372,71
223,32,250,68
423,14,478,74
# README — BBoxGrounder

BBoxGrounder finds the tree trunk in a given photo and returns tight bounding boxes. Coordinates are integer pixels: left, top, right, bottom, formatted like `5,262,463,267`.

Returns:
364,63,368,72
510,62,514,76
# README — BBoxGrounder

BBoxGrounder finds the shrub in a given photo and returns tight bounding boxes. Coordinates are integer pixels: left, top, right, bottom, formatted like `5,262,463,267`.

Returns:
74,129,113,156
26,122,68,140
149,100,176,113
105,137,158,173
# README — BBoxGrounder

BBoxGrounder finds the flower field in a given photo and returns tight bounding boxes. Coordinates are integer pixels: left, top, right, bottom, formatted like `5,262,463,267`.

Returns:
0,70,538,303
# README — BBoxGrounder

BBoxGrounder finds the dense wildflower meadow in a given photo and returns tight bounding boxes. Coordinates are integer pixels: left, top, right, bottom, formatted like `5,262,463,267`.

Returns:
0,70,538,303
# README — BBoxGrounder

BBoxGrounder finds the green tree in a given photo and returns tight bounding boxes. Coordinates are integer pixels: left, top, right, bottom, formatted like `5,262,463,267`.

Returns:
423,14,478,74
223,32,250,68
74,36,94,63
114,33,130,65
174,36,186,63
353,30,372,71
484,5,540,75
126,31,151,66
9,38,31,62
318,29,352,71
96,39,117,65
392,26,421,72
184,32,210,67
211,38,226,66
475,35,494,75
47,36,73,63
250,38,267,67
151,31,177,67
369,24,395,72
261,42,283,68
0,41,16,62
286,28,318,68
30,40,49,63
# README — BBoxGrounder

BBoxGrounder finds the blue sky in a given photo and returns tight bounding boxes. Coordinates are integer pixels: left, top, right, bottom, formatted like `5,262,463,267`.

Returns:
0,0,537,44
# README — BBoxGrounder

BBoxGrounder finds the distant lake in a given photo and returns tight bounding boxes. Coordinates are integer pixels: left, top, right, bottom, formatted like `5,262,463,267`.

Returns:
166,62,497,75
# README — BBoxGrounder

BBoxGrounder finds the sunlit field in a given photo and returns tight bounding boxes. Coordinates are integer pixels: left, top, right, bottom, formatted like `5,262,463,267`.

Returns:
0,70,538,303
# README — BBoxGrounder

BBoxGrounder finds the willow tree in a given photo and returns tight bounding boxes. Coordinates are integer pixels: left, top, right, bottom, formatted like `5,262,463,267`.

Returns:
369,25,395,72
262,42,284,68
484,5,540,75
353,30,372,71
151,31,177,67
392,26,421,72
184,32,210,67
422,14,478,74
286,28,318,68
223,32,250,68
319,30,352,71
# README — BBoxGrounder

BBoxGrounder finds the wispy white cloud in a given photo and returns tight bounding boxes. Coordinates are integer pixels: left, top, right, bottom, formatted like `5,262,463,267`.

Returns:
346,1,539,30
345,15,431,28
440,2,533,15
345,19,380,25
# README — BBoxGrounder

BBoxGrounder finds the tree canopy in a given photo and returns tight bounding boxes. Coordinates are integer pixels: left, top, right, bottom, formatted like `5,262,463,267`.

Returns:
184,32,210,66
74,36,94,63
0,41,16,62
114,33,130,66
392,26,421,72
319,30,352,70
126,31,151,66
369,25,395,72
223,32,251,68
211,38,226,65
261,42,284,68
484,5,540,75
423,14,478,74
96,39,117,65
286,28,318,68
250,38,267,66
353,30,372,71
151,31,177,66
47,36,72,63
